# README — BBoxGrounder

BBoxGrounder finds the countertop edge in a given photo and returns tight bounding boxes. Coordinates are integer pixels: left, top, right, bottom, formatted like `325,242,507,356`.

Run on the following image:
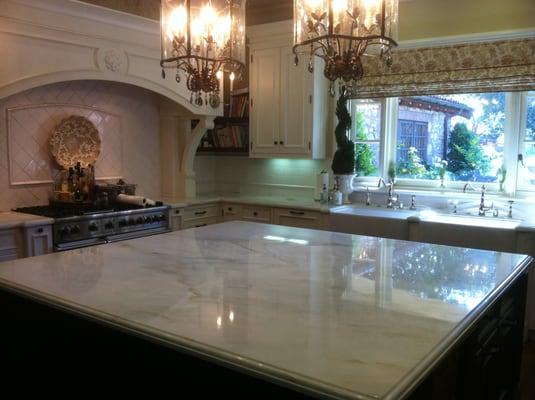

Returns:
384,254,533,400
165,196,330,213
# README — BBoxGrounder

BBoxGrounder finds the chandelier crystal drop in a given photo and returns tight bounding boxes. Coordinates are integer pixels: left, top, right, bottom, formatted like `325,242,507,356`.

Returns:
293,0,398,95
160,0,246,107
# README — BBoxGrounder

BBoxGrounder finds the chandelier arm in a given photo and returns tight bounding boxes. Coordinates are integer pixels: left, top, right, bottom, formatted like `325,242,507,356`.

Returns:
381,0,386,37
292,34,397,48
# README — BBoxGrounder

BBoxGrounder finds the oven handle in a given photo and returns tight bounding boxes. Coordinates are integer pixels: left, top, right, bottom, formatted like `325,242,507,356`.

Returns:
54,238,108,252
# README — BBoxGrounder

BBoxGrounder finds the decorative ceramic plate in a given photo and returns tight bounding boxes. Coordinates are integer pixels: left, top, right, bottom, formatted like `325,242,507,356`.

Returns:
49,115,101,169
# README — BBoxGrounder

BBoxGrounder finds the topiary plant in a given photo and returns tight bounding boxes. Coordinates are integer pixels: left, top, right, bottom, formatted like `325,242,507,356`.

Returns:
331,88,355,175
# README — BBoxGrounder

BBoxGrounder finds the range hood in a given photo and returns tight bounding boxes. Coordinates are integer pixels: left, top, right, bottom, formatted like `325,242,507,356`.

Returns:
0,0,220,116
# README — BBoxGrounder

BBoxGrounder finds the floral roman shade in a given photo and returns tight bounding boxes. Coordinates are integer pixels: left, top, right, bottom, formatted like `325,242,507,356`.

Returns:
349,37,535,98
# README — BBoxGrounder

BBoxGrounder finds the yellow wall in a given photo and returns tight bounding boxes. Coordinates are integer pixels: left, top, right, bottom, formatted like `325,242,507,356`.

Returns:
399,0,535,40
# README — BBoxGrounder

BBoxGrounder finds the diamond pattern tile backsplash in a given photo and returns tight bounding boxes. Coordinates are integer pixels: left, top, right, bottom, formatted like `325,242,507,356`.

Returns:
0,81,161,210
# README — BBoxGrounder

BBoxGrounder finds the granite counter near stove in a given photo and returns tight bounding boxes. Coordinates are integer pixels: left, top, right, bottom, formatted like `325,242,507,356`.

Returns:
0,221,531,398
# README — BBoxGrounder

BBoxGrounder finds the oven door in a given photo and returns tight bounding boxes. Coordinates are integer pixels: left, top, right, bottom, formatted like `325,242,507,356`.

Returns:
105,227,170,243
54,237,108,252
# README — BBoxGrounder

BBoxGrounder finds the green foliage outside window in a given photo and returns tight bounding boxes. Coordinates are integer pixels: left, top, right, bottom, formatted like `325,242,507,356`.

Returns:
446,122,490,178
397,146,427,177
354,111,378,176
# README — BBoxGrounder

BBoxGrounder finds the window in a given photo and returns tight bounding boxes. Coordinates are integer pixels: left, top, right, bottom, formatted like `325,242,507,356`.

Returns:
518,92,535,187
394,93,505,182
350,91,534,195
350,99,381,177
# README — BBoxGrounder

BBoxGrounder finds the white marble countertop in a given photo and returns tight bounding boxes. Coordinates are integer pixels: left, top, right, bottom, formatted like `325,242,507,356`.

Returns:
0,221,530,399
0,211,54,229
164,194,535,232
164,194,330,212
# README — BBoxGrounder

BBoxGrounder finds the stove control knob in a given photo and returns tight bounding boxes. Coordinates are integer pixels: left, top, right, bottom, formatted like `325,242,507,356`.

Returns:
105,221,114,230
88,223,98,232
118,220,127,227
151,215,158,223
143,216,151,223
71,225,81,234
128,219,135,226
136,217,143,224
158,214,166,222
60,226,71,236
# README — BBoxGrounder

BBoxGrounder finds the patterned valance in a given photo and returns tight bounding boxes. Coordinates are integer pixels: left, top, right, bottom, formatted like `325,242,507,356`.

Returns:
349,37,535,98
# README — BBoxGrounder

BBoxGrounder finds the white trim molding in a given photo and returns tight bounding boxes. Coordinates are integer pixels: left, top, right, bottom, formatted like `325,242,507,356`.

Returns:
398,28,535,49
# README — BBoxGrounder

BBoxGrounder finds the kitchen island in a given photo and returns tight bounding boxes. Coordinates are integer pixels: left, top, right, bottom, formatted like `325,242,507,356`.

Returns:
0,221,531,399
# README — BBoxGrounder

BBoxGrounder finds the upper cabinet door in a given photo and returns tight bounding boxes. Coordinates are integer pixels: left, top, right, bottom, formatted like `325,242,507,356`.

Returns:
249,47,280,155
279,45,312,155
247,20,328,159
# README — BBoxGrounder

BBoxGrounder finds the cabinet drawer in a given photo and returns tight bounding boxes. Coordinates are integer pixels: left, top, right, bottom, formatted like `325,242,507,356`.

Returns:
0,229,20,251
0,250,18,262
274,208,321,230
222,203,243,220
181,217,219,229
242,206,271,223
183,204,219,221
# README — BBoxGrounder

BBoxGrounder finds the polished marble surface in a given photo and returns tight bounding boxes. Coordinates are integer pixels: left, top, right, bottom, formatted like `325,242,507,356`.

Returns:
0,211,54,229
165,193,535,232
165,194,330,212
0,221,530,399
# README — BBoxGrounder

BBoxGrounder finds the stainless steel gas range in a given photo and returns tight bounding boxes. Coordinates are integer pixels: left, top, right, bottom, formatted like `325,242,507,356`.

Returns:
15,203,170,251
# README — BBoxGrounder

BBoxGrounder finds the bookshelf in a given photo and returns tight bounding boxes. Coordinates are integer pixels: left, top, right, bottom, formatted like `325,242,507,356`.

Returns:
197,88,249,156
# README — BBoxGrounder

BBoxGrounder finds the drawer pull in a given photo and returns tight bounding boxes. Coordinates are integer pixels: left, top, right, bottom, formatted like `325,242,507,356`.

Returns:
253,212,258,216
194,211,207,216
175,210,180,215
37,228,43,233
195,223,207,228
289,210,305,215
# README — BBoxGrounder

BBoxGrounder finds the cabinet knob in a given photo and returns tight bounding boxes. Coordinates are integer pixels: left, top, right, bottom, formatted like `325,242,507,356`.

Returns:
253,212,258,216
279,140,284,145
274,141,278,145
37,227,43,233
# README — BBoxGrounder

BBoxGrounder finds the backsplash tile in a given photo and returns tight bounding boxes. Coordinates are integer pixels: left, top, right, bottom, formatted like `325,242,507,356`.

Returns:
0,81,161,210
195,156,331,198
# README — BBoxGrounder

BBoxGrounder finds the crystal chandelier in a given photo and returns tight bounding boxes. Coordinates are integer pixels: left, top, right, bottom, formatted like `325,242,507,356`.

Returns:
160,0,246,107
293,0,398,95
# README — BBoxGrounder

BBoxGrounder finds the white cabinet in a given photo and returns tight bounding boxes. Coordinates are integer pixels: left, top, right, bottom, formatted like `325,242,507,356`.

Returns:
248,21,328,159
273,208,322,230
249,47,280,155
221,203,243,222
181,204,220,229
170,207,183,231
23,225,53,257
0,229,23,261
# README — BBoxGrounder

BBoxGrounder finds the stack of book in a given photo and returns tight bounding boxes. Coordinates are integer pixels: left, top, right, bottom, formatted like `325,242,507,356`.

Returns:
229,92,249,118
201,126,248,149
198,89,249,154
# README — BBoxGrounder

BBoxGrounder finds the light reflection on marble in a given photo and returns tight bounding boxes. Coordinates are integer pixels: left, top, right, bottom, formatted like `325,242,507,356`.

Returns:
0,221,529,399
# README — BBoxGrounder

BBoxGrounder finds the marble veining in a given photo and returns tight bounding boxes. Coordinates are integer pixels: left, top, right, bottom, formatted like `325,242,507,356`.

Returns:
0,221,529,399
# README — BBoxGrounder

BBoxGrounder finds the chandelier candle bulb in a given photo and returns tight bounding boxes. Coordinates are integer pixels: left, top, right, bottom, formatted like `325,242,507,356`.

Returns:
160,0,246,107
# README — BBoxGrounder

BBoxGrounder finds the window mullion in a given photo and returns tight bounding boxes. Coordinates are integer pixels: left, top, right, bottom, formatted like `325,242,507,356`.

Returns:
381,97,398,180
504,92,523,195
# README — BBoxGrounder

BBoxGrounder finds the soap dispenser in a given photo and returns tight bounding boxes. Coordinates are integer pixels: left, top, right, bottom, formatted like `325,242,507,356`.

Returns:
332,177,343,205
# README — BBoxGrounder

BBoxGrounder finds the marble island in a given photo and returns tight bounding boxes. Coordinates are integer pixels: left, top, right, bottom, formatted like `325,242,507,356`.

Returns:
0,221,531,398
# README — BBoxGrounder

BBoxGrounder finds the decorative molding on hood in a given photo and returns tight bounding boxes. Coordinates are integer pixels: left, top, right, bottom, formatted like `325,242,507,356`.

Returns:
0,0,220,116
